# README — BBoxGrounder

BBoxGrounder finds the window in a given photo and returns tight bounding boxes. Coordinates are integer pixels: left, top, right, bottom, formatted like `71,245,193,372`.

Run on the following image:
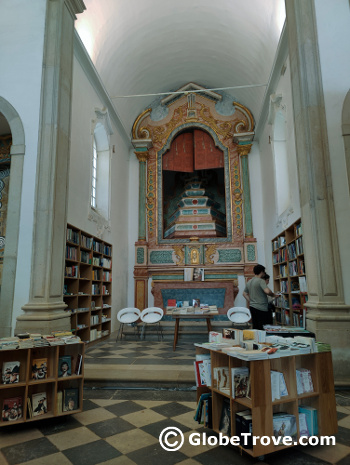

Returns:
90,108,113,220
91,137,97,209
272,110,290,216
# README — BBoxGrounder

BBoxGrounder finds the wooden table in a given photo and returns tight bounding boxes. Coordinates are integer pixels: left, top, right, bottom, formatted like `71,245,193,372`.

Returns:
171,310,218,350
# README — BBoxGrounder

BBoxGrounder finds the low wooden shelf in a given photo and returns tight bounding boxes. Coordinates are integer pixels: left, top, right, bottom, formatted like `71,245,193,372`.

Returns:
195,346,337,458
0,342,84,427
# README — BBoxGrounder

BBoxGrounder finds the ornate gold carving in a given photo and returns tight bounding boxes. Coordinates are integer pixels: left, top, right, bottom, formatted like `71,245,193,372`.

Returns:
205,244,217,265
190,247,200,265
146,168,155,235
237,144,252,157
151,106,185,145
198,104,233,139
173,245,185,266
135,152,149,163
189,236,199,242
132,108,152,139
233,102,255,132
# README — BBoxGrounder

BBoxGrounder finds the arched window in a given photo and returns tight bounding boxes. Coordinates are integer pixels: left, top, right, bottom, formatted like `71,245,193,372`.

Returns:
272,110,290,216
90,109,113,220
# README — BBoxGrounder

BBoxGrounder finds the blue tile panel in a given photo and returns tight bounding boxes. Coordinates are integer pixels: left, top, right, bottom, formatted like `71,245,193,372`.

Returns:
161,288,226,308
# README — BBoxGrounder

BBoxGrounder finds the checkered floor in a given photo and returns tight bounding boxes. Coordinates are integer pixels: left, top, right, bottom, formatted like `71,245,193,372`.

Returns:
0,339,349,465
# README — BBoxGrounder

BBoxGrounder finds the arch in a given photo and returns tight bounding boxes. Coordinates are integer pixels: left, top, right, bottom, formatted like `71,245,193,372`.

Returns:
342,90,350,193
157,122,233,243
0,97,25,337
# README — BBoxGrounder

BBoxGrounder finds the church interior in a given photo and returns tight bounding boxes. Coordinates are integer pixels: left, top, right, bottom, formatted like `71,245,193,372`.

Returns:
0,0,350,464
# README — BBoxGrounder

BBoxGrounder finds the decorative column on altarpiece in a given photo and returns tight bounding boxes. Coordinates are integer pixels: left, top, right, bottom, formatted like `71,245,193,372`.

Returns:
133,146,152,310
235,141,257,274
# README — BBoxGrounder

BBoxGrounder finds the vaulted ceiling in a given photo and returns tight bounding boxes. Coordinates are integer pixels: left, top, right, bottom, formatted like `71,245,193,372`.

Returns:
75,0,285,139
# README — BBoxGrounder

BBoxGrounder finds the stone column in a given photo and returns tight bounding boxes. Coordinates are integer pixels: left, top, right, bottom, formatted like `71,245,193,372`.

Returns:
237,143,254,238
286,0,350,382
16,0,86,334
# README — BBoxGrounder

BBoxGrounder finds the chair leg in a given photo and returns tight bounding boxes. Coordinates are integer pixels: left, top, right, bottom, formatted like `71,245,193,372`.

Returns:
116,323,124,342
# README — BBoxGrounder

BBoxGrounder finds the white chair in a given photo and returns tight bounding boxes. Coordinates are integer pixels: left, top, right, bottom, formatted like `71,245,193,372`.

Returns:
227,307,251,327
140,307,164,340
116,307,141,341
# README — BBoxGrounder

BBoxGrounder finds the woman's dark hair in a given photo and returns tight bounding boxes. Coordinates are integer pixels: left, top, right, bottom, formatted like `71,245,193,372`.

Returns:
253,264,266,275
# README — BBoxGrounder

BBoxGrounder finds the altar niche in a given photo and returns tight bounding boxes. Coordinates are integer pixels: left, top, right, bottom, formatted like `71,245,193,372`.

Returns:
162,129,227,240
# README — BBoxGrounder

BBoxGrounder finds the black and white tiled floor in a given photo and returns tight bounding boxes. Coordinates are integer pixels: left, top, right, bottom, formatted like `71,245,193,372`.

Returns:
0,339,349,465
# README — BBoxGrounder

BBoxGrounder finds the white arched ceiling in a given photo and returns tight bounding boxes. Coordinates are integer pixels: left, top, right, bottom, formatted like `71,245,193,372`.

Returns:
76,0,285,137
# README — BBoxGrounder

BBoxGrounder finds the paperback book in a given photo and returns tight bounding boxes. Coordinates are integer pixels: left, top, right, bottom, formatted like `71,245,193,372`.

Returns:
32,358,47,380
63,388,79,411
2,361,20,384
32,392,47,416
58,355,72,377
2,397,23,421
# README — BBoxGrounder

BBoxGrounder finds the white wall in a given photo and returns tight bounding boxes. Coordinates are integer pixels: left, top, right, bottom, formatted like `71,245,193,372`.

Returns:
69,57,130,330
257,57,301,277
0,1,46,330
315,0,350,305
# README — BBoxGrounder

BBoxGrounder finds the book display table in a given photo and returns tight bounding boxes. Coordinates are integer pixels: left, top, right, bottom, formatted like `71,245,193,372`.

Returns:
195,346,337,458
170,307,219,351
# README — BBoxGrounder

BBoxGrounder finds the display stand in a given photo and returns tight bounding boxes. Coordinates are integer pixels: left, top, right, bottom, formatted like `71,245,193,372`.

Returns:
196,346,337,458
0,343,84,427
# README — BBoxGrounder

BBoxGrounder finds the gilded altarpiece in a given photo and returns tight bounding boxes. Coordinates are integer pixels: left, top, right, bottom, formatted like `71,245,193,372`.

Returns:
132,84,257,313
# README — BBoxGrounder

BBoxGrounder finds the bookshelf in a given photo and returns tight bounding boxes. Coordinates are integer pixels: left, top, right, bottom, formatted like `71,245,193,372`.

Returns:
0,343,84,426
195,347,337,458
271,219,308,327
64,224,113,346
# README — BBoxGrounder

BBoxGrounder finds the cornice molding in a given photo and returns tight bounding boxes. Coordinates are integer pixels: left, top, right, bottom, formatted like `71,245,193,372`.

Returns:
255,22,288,140
73,30,131,148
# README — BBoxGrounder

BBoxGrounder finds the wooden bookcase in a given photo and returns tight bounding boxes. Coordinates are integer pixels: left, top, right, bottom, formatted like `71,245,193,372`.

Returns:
0,343,84,427
64,224,112,345
196,347,337,458
271,219,308,327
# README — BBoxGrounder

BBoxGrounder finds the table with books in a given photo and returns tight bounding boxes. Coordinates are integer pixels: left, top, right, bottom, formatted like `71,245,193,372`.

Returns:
193,327,337,458
168,306,219,351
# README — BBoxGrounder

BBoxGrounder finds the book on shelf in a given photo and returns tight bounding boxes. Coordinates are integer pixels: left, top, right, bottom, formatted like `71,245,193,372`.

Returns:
194,358,211,387
74,354,83,375
194,392,211,426
296,368,314,394
2,397,23,422
299,412,310,437
32,392,48,416
273,413,297,441
235,410,251,445
56,391,63,414
231,367,249,398
241,413,253,449
213,366,230,394
270,371,288,401
299,276,308,293
32,358,47,380
219,398,231,435
2,361,20,384
58,355,72,377
299,405,318,435
63,388,79,411
27,397,32,419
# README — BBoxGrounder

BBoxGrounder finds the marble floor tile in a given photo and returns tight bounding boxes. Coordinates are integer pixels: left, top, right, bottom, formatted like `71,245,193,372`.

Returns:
62,439,121,465
46,426,100,450
0,427,43,448
105,428,158,454
300,443,350,464
72,407,116,425
20,452,73,465
121,409,167,428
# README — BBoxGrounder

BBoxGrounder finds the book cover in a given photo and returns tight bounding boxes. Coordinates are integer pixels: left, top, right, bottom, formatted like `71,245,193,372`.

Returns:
219,398,231,435
56,391,63,414
2,397,23,421
32,358,47,380
167,299,176,307
58,355,72,377
273,414,297,440
235,410,251,445
32,392,47,416
27,397,32,419
241,413,253,448
299,405,318,435
232,367,249,398
63,388,79,411
2,361,20,384
299,412,310,437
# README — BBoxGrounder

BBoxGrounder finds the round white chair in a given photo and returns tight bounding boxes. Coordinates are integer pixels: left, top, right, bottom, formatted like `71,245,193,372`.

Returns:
227,307,251,328
116,307,141,341
140,307,164,340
